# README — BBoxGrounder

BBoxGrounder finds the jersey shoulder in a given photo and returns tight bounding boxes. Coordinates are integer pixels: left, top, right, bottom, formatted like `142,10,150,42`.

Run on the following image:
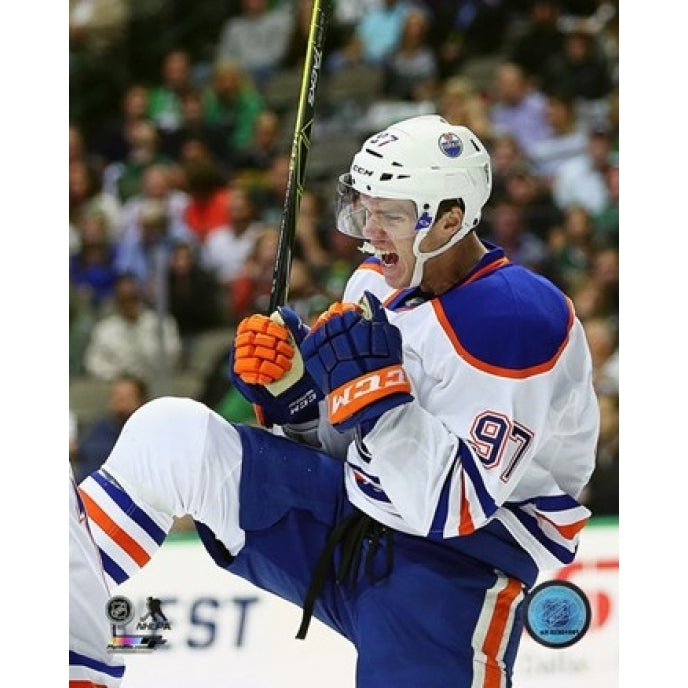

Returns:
343,257,392,304
435,263,574,375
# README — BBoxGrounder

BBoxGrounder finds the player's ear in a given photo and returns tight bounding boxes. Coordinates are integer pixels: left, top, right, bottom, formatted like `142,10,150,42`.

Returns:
435,202,464,239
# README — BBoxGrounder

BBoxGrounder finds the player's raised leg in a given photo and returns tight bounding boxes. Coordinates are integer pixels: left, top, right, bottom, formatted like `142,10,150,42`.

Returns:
78,396,246,589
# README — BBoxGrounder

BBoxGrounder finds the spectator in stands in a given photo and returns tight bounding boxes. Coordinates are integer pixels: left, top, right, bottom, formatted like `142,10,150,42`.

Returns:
72,374,150,484
147,48,195,134
527,90,588,185
84,273,182,384
181,157,233,244
70,284,97,378
293,189,330,279
497,160,563,242
593,158,618,249
201,186,264,301
215,0,294,88
552,126,613,215
226,225,279,323
382,6,439,103
115,198,195,304
167,240,223,365
588,246,619,319
94,84,151,168
111,120,174,203
69,0,130,141
233,109,283,187
509,0,565,89
428,0,509,67
70,208,119,312
285,256,331,327
542,27,615,131
160,87,233,173
69,158,122,245
329,0,411,71
202,59,266,154
436,76,491,144
247,152,291,227
482,196,548,274
119,163,191,247
488,62,552,159
540,204,595,294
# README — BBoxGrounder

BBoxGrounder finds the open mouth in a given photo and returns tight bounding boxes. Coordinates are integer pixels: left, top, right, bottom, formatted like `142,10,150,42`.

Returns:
360,241,399,267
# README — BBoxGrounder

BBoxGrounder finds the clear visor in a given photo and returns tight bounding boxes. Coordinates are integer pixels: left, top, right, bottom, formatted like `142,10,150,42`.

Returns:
335,174,419,240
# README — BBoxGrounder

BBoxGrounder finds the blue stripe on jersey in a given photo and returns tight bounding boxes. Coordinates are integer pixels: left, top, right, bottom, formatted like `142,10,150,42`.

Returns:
458,441,497,518
99,548,129,585
69,650,126,677
352,465,392,503
428,463,453,537
94,470,166,545
503,503,577,564
439,255,571,371
511,493,581,512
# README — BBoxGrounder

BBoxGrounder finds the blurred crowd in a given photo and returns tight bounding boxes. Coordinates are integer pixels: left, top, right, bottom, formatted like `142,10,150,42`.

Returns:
69,0,619,518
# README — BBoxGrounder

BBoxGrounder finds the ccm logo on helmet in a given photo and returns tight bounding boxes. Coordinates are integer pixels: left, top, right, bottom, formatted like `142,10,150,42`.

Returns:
352,164,374,177
328,365,411,424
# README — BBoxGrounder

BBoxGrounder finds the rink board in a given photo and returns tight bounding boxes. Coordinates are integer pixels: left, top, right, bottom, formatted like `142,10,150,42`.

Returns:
110,520,618,687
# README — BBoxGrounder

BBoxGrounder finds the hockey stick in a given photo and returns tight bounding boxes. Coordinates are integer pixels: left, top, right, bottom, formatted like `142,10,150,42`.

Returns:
268,0,330,313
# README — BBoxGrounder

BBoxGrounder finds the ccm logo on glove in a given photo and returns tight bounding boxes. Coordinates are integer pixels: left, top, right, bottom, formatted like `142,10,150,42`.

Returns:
328,364,410,425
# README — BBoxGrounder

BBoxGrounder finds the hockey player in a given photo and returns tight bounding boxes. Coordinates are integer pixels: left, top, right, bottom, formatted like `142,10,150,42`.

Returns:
79,115,599,687
69,466,126,687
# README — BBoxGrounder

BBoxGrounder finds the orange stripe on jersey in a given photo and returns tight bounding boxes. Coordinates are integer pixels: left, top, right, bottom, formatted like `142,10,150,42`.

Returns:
70,682,107,687
432,298,575,379
382,289,402,307
463,256,510,287
537,513,590,540
458,475,475,536
79,489,152,568
481,577,523,688
356,261,384,275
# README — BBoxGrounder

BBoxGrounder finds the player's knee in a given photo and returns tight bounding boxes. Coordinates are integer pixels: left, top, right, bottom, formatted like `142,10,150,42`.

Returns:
101,396,222,513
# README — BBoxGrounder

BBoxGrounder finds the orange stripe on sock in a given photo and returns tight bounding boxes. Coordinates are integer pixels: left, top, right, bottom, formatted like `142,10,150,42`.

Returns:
79,489,151,568
481,578,523,687
70,681,107,687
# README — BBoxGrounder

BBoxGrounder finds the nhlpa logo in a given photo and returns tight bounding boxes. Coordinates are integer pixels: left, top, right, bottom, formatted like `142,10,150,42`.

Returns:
438,132,462,158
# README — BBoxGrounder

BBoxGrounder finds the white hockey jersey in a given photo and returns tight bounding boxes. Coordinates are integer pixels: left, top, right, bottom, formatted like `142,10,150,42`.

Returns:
324,244,599,584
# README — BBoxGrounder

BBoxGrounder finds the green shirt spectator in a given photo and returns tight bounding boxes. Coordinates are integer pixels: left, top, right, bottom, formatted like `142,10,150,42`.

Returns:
202,60,265,153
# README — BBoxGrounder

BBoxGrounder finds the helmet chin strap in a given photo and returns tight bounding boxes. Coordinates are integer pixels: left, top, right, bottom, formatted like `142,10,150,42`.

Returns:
407,222,473,289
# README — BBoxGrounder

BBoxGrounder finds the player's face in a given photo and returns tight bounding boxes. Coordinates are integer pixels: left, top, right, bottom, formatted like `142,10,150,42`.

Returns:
359,195,419,288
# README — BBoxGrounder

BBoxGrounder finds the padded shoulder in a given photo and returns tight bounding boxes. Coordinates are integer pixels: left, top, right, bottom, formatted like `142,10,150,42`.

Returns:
435,264,574,376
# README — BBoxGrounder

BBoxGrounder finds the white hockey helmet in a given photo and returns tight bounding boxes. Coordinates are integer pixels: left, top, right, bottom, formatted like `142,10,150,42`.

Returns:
336,115,492,286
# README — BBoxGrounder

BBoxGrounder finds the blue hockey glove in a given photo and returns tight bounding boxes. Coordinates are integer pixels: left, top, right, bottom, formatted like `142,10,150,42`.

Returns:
301,291,413,432
230,307,323,427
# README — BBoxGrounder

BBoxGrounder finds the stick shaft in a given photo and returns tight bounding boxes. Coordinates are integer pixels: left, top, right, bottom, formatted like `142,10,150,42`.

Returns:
268,0,329,313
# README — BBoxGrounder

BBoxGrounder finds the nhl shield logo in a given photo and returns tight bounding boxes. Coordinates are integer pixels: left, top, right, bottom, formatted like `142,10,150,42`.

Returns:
438,132,463,158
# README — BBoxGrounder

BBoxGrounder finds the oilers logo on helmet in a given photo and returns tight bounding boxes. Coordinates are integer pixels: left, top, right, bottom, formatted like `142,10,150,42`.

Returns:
438,132,463,158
